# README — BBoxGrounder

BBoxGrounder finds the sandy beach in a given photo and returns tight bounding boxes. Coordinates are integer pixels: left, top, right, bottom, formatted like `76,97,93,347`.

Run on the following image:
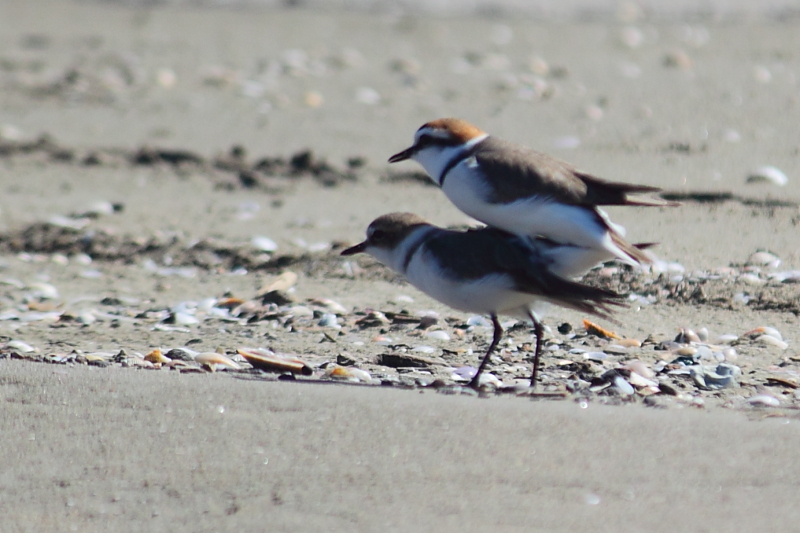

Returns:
1,0,799,530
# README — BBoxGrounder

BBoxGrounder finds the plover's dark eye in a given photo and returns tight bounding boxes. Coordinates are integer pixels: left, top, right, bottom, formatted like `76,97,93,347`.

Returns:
370,229,387,242
416,134,433,147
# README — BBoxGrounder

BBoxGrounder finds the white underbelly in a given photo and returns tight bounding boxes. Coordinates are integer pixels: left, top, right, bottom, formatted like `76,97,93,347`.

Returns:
442,165,619,250
404,254,536,318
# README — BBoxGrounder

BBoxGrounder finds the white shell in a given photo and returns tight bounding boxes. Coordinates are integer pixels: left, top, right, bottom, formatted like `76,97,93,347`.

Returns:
251,236,278,252
756,335,788,350
425,330,451,341
747,166,788,186
7,340,36,353
748,395,780,407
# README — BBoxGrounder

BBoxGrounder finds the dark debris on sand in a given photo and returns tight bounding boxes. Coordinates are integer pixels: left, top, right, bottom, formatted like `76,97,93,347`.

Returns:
0,134,361,190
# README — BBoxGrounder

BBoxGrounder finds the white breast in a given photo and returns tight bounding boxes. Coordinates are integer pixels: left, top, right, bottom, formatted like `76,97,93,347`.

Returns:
403,249,537,319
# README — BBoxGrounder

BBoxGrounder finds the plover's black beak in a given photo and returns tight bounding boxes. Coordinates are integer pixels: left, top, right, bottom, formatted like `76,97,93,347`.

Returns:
341,241,368,256
388,146,414,163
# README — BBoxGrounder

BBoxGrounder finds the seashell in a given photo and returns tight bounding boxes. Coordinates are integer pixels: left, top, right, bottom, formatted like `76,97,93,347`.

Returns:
308,298,347,315
73,253,93,265
76,311,96,325
145,349,171,364
412,345,436,354
583,319,621,339
744,326,782,341
616,338,642,348
425,330,451,341
756,335,788,350
696,346,714,360
237,347,311,375
625,360,655,379
717,334,739,344
194,352,242,371
747,251,780,268
48,215,90,230
26,282,59,299
738,273,764,285
171,312,199,325
466,315,490,327
746,166,787,186
613,375,634,395
124,357,155,369
257,271,297,295
288,305,313,317
476,372,501,388
675,328,700,343
732,292,750,304
84,353,111,362
627,371,657,388
583,351,608,362
691,363,741,390
317,313,340,328
604,344,628,355
7,340,36,353
766,376,798,389
452,366,477,381
722,347,738,361
251,236,278,252
748,395,780,407
355,87,380,105
324,365,372,382
51,254,69,266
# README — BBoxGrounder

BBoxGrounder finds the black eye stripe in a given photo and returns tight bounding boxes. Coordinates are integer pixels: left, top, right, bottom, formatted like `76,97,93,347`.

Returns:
415,132,463,148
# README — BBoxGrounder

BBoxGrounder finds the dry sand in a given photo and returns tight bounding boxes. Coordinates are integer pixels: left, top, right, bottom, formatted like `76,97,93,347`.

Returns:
1,0,800,531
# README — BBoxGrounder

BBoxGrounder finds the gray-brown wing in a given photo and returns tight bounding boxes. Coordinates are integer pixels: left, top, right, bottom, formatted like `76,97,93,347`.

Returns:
425,228,625,319
474,137,663,206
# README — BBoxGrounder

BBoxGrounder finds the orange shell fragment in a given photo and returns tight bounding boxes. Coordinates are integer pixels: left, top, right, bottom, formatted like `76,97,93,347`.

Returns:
583,319,622,340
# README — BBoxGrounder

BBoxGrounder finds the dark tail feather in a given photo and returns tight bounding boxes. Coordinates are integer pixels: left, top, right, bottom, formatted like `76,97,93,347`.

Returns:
611,232,654,266
534,274,627,324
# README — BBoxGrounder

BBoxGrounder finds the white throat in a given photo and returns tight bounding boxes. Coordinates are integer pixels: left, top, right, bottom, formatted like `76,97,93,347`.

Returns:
413,133,488,185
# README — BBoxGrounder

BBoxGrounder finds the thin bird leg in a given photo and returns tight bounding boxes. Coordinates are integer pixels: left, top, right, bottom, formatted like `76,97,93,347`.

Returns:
469,314,503,389
527,313,544,388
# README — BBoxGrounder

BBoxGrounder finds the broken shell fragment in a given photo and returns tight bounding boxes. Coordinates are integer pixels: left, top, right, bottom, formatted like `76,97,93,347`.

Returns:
755,335,788,350
194,352,242,371
744,326,782,341
583,319,621,339
324,365,372,382
748,394,780,407
746,166,787,186
237,347,312,375
144,348,171,364
257,271,298,295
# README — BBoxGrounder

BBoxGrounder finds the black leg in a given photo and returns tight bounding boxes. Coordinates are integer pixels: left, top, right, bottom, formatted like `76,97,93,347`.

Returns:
527,313,544,389
469,314,503,389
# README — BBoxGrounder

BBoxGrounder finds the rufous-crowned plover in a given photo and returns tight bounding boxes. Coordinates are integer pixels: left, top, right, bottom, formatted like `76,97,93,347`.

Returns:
389,118,674,270
341,212,625,388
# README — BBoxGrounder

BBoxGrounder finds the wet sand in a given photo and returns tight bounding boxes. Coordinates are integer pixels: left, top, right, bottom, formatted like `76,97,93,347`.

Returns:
1,1,800,530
